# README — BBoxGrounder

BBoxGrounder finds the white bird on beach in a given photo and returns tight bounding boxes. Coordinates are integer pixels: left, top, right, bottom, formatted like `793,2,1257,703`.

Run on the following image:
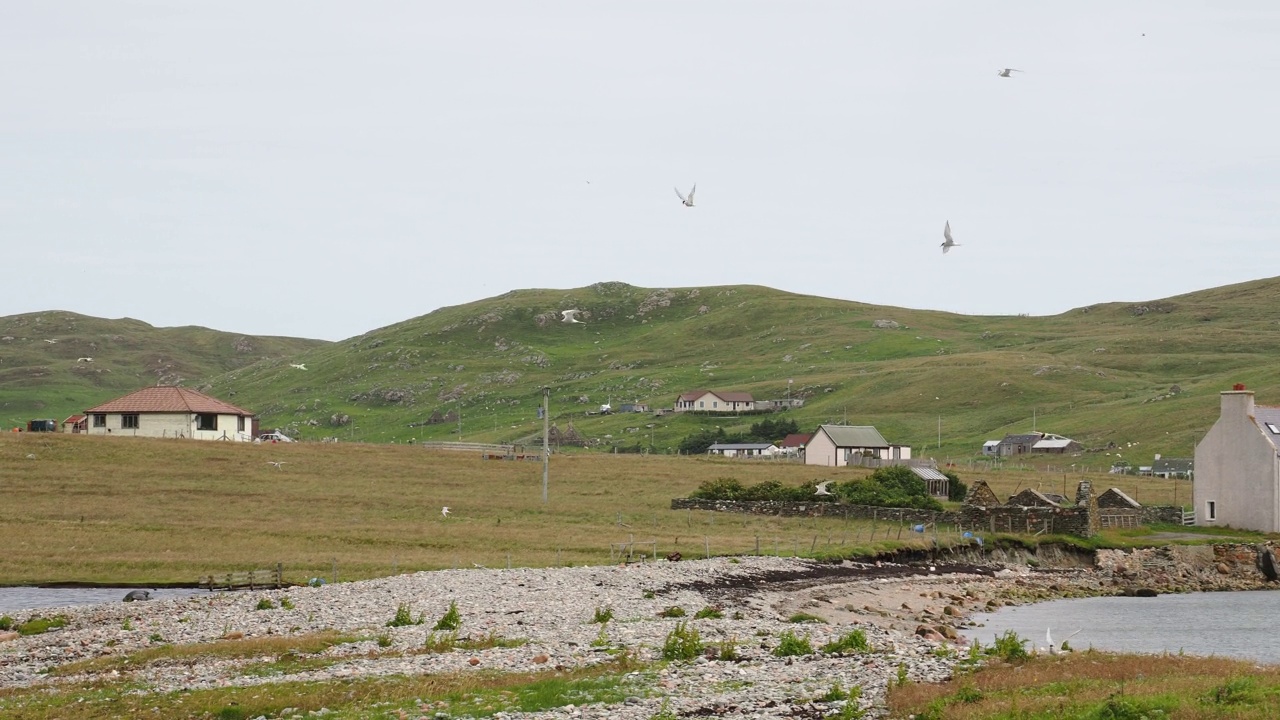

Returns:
998,68,1023,77
815,481,835,496
441,507,451,518
675,183,696,207
77,357,93,362
1046,627,1082,655
561,309,584,324
290,363,307,370
44,339,58,344
267,461,287,469
941,221,960,254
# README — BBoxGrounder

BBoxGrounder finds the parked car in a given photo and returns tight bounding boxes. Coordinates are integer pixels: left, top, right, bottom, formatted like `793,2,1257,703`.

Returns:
256,432,294,443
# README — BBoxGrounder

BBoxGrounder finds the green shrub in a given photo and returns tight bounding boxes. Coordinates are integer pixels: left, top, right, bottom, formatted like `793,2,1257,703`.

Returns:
945,472,969,502
1206,677,1258,705
694,606,723,619
896,663,910,686
715,636,741,661
386,603,423,628
658,605,686,618
279,597,295,610
955,684,984,703
821,629,870,654
773,630,813,657
986,630,1029,662
433,601,462,631
255,598,276,611
423,631,457,653
376,634,392,648
833,466,944,511
819,682,848,701
787,612,826,624
661,621,704,661
642,590,656,599
591,606,613,624
834,686,866,719
0,616,12,631
148,633,164,643
121,618,133,631
17,615,69,636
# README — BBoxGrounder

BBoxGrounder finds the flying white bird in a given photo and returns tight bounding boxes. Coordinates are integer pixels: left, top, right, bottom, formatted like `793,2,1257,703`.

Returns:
674,183,696,207
267,461,287,469
941,221,960,254
815,481,835,496
441,507,451,518
560,309,584,324
998,68,1023,77
290,363,307,370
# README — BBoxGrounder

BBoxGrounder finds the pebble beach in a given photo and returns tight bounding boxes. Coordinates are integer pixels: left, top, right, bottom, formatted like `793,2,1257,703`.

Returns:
0,547,1272,719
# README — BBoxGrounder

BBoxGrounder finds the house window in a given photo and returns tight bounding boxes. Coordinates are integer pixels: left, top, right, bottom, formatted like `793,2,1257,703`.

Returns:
237,416,245,432
699,401,704,408
121,414,140,429
196,413,218,431
1206,500,1217,522
712,402,718,408
92,414,106,428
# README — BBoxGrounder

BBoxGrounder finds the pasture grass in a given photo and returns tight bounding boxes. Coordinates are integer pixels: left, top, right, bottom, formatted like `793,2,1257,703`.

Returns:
887,651,1280,719
0,434,1251,584
1,656,648,720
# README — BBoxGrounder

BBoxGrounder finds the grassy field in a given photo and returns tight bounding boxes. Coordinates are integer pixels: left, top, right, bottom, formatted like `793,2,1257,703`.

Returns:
0,433,1210,585
888,650,1280,719
187,277,1280,462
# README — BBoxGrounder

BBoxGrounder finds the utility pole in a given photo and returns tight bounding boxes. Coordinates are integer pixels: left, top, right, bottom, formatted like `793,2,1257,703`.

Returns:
937,416,941,449
542,387,550,504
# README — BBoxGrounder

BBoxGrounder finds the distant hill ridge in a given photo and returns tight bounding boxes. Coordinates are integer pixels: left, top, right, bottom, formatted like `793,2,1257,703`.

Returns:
6,277,1280,461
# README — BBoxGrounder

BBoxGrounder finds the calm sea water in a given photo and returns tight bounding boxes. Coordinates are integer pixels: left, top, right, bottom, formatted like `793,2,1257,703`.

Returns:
0,587,207,614
967,590,1280,664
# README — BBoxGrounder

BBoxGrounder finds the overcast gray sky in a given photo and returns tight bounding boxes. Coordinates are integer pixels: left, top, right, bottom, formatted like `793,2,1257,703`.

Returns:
4,2,1278,341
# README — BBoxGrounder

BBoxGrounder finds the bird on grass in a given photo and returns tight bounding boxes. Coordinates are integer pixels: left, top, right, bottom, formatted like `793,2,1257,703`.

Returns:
267,461,287,469
815,481,835,496
997,68,1023,77
44,339,58,344
441,507,451,518
289,363,307,370
675,183,696,207
941,221,960,254
561,309,584,324
1046,627,1082,655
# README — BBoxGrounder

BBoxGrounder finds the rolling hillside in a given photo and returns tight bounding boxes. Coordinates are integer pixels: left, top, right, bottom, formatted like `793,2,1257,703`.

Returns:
195,277,1280,461
0,312,328,425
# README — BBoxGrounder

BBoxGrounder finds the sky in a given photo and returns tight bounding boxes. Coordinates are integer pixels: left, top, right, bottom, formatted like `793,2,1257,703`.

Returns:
3,2,1278,341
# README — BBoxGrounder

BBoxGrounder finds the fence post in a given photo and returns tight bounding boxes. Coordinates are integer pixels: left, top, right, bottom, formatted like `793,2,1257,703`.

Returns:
704,536,710,559
755,536,760,555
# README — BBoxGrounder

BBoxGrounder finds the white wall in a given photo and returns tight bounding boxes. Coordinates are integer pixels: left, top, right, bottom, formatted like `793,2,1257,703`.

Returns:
804,429,840,467
1194,391,1280,533
84,412,253,441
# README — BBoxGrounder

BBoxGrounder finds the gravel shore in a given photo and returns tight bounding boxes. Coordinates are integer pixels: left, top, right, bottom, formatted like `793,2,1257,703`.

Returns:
5,548,1265,719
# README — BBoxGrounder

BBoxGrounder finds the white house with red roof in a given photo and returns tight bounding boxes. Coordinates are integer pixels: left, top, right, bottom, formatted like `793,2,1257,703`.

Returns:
1194,385,1280,532
674,390,755,413
83,386,257,441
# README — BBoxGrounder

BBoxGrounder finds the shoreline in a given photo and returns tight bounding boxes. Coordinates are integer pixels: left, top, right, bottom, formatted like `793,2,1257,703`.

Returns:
1,547,1276,718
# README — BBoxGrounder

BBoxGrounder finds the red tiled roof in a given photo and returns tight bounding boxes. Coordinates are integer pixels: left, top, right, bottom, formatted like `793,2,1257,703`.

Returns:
85,387,254,416
678,390,709,402
781,433,811,448
63,415,85,424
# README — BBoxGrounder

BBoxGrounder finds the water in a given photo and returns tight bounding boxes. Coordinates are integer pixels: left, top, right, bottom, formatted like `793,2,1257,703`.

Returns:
0,587,207,614
967,590,1280,664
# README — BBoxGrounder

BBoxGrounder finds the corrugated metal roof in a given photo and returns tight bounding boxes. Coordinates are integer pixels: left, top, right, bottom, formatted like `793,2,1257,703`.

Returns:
1033,437,1077,449
708,443,777,451
85,387,254,416
910,467,948,481
817,424,890,448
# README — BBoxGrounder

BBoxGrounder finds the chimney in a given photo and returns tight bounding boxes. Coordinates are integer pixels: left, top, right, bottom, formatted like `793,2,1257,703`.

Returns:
1221,386,1255,419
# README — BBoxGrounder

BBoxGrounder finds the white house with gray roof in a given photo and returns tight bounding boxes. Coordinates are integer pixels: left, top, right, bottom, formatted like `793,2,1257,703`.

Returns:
706,442,780,458
804,424,911,467
1194,386,1280,533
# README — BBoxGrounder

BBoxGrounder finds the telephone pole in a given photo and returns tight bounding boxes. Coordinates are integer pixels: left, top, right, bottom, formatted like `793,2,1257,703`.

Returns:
542,387,550,504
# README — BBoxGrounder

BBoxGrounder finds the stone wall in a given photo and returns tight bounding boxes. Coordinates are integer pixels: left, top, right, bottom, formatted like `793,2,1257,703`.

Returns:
669,498,958,525
1141,505,1185,525
1094,543,1279,591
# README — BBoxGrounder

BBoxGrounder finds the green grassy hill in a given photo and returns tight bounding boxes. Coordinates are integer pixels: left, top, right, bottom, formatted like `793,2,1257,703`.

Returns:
0,311,328,425
197,277,1280,462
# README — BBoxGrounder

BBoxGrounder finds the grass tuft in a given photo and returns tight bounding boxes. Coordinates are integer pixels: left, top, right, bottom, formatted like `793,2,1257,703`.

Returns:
661,621,703,661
